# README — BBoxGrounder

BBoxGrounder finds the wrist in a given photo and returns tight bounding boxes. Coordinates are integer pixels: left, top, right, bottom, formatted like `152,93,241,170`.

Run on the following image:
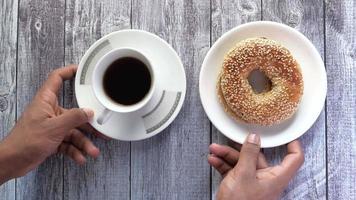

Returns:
0,137,31,184
0,139,17,184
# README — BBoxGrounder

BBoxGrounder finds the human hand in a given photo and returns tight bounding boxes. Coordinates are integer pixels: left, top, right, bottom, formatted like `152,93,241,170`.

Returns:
208,134,304,200
0,65,104,184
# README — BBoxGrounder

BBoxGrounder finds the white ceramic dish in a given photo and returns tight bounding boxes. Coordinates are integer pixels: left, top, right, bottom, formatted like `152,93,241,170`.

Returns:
199,21,327,147
75,30,186,141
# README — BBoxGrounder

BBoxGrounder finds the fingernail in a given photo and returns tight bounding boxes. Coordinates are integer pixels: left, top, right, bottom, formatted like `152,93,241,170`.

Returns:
207,154,215,158
82,108,94,118
247,133,260,145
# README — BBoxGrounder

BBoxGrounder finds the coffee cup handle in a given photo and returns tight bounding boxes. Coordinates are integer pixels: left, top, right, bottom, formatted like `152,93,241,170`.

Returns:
97,108,113,125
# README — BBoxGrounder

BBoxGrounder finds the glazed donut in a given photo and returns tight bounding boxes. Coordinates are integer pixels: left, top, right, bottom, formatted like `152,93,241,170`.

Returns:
218,37,303,126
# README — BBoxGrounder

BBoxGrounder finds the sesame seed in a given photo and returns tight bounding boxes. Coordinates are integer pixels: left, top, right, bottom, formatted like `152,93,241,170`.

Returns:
217,37,304,126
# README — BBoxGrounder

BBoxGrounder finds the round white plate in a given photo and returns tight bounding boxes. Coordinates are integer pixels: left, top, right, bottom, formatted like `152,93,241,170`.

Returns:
199,21,327,147
75,30,186,141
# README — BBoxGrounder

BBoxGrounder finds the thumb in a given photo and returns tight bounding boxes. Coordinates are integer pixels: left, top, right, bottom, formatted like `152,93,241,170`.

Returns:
233,133,261,178
54,108,94,131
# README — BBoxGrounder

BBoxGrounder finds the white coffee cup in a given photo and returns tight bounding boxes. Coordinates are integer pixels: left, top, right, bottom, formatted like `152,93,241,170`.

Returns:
92,48,155,124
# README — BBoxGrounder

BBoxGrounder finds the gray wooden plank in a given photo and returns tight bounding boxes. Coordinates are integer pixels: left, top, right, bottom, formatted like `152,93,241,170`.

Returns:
0,0,18,199
130,0,211,199
16,0,65,199
262,0,326,199
326,0,356,199
210,0,261,198
63,1,131,200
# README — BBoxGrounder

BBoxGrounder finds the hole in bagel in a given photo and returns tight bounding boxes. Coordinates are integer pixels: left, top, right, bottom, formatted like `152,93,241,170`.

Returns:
247,69,272,94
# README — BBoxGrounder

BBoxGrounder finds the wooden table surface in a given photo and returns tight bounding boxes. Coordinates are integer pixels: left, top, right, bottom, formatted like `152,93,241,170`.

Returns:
0,0,355,199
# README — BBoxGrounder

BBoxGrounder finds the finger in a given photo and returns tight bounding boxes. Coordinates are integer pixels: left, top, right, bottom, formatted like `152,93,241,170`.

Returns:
230,142,242,151
68,129,100,158
258,152,269,169
52,108,94,132
277,140,304,182
78,123,111,140
209,143,269,169
40,65,78,94
208,154,232,176
233,133,261,178
58,143,86,165
209,143,239,166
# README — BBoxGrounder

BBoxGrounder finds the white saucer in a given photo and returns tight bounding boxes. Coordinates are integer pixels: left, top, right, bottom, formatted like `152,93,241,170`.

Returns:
199,21,327,148
75,30,186,141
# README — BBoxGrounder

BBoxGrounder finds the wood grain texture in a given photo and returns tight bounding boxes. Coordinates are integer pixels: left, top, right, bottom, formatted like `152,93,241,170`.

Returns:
63,0,131,199
262,0,326,199
0,0,18,199
0,0,354,199
16,0,65,199
130,0,211,199
326,0,356,199
210,0,261,198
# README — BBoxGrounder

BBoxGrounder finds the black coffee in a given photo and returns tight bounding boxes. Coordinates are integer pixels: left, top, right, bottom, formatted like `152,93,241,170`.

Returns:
103,57,152,105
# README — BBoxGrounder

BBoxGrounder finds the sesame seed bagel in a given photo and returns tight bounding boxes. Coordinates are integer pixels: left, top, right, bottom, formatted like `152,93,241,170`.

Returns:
218,37,303,126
